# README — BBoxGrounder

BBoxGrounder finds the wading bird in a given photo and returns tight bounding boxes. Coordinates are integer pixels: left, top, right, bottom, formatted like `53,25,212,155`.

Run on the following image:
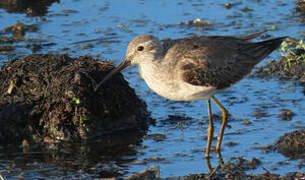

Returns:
94,31,286,157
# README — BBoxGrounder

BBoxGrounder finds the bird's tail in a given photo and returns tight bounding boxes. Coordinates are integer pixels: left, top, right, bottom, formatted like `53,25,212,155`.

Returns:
242,36,287,60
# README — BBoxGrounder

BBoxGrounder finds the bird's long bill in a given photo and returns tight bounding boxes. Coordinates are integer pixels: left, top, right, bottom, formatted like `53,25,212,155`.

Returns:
94,59,130,92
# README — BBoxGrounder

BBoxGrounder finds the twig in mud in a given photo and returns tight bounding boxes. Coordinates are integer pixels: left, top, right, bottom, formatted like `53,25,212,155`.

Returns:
253,145,272,149
262,167,271,174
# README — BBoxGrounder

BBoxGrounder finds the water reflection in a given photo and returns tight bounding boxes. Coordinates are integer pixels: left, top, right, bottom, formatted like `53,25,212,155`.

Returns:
0,130,145,178
206,152,224,173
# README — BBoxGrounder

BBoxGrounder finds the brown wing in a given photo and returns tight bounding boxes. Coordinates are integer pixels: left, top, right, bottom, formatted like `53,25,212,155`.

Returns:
163,30,269,68
176,36,286,89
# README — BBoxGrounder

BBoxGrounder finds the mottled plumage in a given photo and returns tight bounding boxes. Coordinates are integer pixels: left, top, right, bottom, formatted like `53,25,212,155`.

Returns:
94,31,287,158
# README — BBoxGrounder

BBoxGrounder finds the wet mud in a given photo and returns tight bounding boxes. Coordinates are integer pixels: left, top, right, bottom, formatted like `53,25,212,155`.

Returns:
0,0,59,16
273,130,305,159
0,54,150,146
127,157,305,180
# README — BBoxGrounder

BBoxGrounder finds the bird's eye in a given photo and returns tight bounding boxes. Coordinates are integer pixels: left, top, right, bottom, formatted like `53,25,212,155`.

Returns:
137,46,144,51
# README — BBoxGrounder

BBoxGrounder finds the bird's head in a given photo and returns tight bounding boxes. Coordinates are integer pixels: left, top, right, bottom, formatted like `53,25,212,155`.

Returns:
94,34,162,91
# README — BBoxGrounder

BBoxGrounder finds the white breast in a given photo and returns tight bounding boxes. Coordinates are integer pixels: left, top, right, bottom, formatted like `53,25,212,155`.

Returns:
138,62,218,101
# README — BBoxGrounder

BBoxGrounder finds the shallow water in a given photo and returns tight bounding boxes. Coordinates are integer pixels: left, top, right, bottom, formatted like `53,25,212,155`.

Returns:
0,0,304,178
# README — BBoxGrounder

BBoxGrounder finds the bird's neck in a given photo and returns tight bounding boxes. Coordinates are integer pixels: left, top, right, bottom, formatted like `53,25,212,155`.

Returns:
138,57,178,98
138,58,163,79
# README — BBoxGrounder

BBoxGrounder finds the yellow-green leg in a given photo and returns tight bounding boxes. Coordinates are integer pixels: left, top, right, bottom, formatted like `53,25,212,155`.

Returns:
205,99,214,158
211,96,228,152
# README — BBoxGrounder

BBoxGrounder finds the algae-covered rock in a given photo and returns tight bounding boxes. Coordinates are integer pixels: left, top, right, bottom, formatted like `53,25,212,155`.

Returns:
0,54,150,145
255,38,305,83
